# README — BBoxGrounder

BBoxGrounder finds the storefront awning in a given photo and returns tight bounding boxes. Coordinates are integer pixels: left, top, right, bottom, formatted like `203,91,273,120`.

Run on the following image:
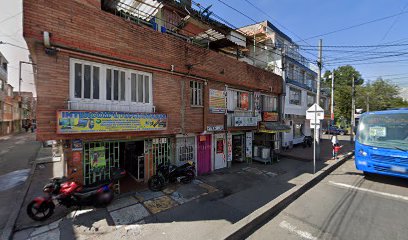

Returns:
259,122,291,134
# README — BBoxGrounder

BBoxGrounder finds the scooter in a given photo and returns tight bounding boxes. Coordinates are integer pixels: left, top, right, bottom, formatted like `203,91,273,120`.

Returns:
148,161,195,191
27,168,126,221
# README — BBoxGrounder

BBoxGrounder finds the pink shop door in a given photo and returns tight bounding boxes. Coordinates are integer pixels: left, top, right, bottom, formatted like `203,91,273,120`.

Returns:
197,135,212,175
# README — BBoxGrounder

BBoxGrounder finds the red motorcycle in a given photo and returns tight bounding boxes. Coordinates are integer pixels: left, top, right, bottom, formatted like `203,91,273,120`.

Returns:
27,168,126,221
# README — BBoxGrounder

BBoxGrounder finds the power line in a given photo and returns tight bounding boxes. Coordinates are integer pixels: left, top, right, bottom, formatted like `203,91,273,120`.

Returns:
302,9,408,41
299,42,408,48
380,2,408,41
0,12,22,25
0,41,28,50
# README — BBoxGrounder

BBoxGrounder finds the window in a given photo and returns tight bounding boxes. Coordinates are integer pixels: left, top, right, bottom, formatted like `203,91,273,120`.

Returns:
106,69,126,101
261,95,278,111
74,63,100,99
70,59,152,105
307,93,315,107
0,79,3,90
130,73,150,103
190,81,203,106
293,123,303,138
227,89,253,111
288,64,295,80
289,87,301,105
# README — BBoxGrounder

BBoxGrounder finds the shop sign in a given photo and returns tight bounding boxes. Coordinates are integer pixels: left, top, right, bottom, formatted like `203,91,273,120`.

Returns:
207,125,224,131
72,139,83,151
209,89,226,114
227,133,232,161
199,135,207,142
254,92,261,111
263,112,279,122
57,110,167,134
153,138,167,144
234,117,258,127
245,132,253,158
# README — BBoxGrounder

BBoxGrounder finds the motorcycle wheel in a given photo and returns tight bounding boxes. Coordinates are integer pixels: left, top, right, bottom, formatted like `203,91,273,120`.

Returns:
95,191,114,207
181,170,195,184
148,175,165,191
26,200,54,221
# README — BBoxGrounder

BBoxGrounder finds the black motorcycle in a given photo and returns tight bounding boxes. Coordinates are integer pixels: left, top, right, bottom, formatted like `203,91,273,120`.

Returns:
303,136,313,148
148,161,195,191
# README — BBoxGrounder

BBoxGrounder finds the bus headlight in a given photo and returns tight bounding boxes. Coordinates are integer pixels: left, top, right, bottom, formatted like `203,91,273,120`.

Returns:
358,149,368,157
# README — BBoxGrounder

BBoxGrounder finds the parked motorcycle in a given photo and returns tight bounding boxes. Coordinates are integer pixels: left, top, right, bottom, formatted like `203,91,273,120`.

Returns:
303,136,313,148
27,168,126,221
148,161,195,191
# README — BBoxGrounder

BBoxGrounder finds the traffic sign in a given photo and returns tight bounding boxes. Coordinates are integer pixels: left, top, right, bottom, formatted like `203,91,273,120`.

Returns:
310,121,320,129
306,103,324,120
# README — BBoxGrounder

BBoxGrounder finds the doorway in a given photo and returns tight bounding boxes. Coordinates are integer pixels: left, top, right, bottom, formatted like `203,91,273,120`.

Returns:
232,134,244,163
197,134,211,175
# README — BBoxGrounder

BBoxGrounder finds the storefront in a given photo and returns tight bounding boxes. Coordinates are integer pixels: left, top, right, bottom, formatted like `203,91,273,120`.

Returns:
213,133,227,170
58,110,170,192
176,135,196,174
254,121,291,163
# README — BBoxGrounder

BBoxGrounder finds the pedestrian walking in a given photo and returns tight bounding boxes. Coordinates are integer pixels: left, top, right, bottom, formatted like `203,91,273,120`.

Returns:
331,134,339,159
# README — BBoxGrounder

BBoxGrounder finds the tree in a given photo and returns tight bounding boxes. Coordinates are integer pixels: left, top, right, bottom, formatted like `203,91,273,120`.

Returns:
322,65,364,123
356,78,408,111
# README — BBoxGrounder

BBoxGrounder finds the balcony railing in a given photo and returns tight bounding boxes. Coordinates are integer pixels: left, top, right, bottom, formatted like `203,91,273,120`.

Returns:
67,100,155,113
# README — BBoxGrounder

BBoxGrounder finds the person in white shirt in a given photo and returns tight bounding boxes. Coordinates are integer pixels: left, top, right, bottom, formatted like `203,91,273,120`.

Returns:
331,134,339,159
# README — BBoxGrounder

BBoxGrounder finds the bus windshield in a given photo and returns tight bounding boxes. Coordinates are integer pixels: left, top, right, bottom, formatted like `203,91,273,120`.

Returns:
357,113,408,151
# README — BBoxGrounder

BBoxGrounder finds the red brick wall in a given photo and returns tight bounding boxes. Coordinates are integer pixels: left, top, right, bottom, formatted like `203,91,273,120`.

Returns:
23,0,282,141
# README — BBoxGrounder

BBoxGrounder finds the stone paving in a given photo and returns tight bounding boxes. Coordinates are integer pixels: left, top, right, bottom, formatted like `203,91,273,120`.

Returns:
14,180,220,240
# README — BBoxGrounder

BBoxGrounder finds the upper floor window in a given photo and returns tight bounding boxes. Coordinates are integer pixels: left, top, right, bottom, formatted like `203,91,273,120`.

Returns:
70,59,152,105
190,81,203,106
307,93,315,107
261,95,278,112
289,87,301,105
227,89,253,111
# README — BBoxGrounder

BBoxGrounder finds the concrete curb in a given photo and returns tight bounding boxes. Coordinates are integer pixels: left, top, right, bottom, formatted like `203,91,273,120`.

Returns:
215,151,354,240
1,145,42,240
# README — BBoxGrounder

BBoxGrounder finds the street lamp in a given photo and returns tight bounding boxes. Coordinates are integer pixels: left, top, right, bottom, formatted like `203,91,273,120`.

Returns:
350,75,356,144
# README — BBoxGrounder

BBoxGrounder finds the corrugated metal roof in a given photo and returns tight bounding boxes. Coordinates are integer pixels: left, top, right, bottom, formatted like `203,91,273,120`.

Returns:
117,0,163,21
194,29,225,42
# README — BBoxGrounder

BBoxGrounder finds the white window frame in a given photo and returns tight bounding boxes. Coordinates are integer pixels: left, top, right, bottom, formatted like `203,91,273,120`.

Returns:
190,81,203,106
69,58,153,106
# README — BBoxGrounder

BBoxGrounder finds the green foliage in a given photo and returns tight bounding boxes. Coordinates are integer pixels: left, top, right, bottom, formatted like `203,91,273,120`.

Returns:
323,66,408,124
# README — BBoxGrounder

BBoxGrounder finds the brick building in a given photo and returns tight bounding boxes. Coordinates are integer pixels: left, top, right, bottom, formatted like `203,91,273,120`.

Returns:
23,0,284,188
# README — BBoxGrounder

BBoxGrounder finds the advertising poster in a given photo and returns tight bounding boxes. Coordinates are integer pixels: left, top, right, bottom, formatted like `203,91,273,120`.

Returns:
209,89,226,114
90,146,106,168
57,111,167,134
72,151,81,164
216,139,224,154
227,133,232,161
246,132,253,158
240,92,249,110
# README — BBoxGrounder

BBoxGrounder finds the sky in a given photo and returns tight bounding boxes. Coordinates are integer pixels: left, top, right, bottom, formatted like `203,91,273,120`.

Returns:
0,0,34,95
0,0,408,95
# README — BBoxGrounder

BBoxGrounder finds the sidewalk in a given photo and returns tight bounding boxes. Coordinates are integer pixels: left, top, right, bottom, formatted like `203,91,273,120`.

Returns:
13,139,353,240
280,137,353,161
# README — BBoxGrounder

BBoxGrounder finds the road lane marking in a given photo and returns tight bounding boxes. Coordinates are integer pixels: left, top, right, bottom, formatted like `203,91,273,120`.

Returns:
279,220,318,240
329,181,408,201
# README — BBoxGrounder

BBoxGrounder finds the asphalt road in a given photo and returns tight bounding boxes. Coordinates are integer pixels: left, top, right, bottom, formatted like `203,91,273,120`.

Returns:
0,132,41,235
248,157,408,240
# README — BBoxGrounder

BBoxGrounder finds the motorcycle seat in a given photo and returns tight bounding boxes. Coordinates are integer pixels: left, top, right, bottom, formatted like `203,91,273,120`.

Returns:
76,185,103,194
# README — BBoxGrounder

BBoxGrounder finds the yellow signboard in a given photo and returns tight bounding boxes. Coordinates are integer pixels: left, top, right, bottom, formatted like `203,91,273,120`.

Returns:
57,111,167,134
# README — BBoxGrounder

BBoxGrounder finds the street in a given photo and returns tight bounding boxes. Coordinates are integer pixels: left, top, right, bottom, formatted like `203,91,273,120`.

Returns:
0,133,40,236
249,158,408,240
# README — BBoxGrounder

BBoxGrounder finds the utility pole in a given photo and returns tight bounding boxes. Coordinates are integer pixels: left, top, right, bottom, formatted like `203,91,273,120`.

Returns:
350,75,355,143
331,71,335,126
316,39,322,161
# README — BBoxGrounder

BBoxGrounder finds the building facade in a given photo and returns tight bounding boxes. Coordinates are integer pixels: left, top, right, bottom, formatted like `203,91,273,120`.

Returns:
23,0,283,188
239,21,330,147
